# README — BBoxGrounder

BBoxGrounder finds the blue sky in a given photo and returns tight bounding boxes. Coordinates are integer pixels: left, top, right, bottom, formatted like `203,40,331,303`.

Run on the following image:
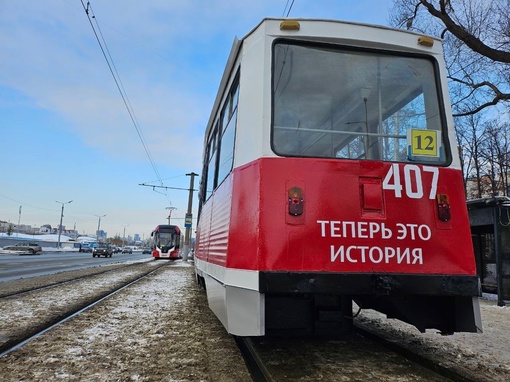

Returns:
0,0,395,239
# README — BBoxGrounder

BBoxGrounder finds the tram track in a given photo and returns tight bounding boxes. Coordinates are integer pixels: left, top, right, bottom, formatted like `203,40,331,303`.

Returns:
0,260,173,355
236,327,486,382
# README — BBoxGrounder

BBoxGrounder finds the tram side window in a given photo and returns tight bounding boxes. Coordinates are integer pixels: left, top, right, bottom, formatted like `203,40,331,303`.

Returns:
217,80,239,185
203,77,239,201
204,126,219,201
272,41,449,165
217,109,237,184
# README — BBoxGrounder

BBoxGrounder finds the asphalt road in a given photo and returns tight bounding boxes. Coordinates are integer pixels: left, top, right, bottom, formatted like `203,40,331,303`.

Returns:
0,251,152,282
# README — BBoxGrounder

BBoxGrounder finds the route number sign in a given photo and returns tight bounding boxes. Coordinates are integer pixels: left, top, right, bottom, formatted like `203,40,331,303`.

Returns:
407,129,440,158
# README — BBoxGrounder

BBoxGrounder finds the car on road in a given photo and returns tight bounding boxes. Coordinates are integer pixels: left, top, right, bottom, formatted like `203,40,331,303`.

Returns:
92,243,113,258
79,243,93,252
2,242,42,254
142,247,152,254
121,247,132,254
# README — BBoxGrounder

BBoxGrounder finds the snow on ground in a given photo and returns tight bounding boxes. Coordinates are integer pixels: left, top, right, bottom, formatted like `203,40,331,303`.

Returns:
357,299,510,381
0,264,251,381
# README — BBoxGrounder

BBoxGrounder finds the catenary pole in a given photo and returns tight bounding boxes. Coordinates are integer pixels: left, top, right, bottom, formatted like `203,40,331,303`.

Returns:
183,172,198,261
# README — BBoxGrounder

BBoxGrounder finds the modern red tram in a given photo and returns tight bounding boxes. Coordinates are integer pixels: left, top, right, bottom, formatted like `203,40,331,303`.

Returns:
151,225,181,259
194,18,482,337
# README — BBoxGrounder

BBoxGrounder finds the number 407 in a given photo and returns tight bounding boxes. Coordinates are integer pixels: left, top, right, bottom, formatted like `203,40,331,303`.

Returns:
382,164,438,200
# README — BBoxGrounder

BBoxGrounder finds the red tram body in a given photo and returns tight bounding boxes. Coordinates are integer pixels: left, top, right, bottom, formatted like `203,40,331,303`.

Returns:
151,224,181,260
194,19,482,336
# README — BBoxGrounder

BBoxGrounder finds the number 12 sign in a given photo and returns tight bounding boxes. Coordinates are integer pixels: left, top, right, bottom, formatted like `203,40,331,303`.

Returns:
407,129,440,158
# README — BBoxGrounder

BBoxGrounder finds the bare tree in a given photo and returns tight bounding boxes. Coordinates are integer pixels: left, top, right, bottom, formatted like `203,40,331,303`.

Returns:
390,0,510,117
484,121,510,196
456,113,485,197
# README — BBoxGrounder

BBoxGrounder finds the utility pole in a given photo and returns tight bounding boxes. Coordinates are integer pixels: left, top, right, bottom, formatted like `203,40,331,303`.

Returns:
183,172,198,261
56,200,73,249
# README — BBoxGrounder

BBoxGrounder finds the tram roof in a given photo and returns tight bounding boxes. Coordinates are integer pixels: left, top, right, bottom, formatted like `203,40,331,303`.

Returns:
243,18,440,44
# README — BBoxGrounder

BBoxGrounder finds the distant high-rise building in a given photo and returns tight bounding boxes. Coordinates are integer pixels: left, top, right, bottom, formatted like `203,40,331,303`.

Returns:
96,230,107,241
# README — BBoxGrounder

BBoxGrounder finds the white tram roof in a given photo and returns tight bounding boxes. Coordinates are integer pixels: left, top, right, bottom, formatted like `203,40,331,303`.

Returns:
244,18,441,50
205,18,444,144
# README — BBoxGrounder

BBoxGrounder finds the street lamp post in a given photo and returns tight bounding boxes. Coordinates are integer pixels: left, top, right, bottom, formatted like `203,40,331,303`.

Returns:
122,224,129,247
95,214,106,243
165,207,177,224
17,206,22,237
56,200,73,249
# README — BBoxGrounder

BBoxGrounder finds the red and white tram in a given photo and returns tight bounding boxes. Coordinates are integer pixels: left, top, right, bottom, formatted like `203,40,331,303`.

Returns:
194,18,482,336
151,224,181,259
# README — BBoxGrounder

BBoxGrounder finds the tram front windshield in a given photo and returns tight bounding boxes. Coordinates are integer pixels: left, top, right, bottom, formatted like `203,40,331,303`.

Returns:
158,231,177,247
272,41,449,165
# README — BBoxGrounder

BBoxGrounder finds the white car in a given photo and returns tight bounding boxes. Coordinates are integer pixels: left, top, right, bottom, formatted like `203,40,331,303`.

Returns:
3,242,42,254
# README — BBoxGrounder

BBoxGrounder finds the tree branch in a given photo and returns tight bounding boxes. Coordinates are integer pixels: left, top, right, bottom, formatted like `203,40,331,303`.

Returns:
453,95,510,117
420,0,510,63
447,75,510,116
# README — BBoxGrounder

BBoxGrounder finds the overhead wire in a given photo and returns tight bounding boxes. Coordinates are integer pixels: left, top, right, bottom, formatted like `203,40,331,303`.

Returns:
282,0,295,17
0,193,56,212
79,0,171,204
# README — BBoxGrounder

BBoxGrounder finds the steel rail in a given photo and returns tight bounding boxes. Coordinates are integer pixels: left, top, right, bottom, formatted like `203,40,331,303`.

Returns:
235,336,275,382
